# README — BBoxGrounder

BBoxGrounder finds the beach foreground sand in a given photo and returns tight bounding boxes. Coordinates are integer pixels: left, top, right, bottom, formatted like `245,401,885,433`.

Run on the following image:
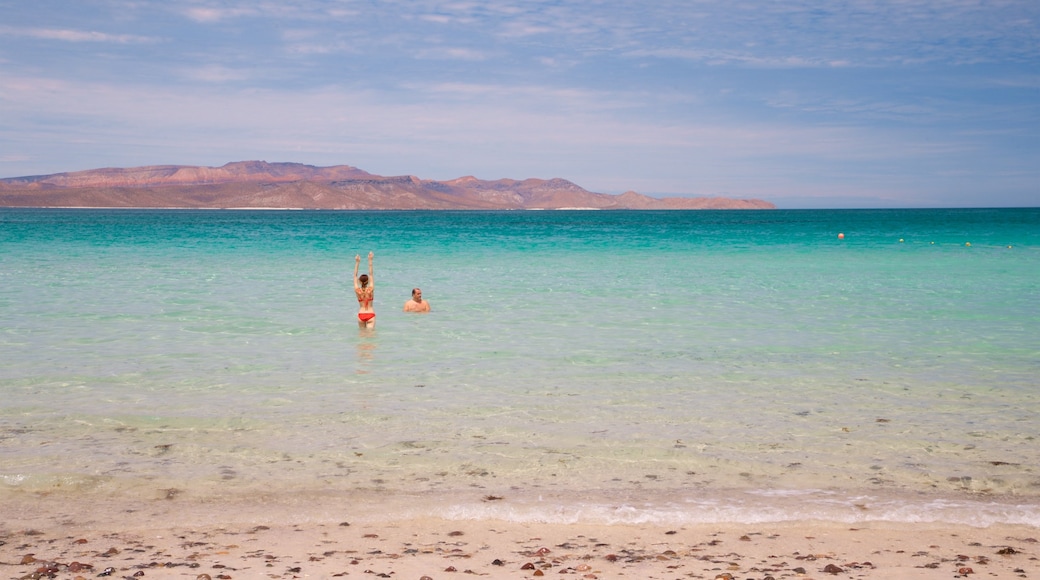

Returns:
1,496,1037,580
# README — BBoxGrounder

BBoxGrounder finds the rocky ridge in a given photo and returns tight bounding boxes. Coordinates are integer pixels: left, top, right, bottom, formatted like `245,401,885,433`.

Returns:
0,161,775,210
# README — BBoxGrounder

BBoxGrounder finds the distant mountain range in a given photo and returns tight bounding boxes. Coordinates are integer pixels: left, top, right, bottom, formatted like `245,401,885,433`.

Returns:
0,161,775,210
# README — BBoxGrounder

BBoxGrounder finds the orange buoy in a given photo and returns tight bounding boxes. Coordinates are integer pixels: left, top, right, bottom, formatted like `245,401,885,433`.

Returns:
838,233,845,240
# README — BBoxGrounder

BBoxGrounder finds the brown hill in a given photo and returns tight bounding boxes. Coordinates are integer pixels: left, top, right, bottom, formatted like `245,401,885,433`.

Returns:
0,161,775,210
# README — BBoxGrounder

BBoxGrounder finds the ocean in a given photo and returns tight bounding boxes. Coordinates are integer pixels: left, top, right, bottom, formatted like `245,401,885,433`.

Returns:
1,208,1038,527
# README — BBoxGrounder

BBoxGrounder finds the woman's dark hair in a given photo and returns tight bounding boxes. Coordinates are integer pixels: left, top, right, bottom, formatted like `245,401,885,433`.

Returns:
358,274,370,286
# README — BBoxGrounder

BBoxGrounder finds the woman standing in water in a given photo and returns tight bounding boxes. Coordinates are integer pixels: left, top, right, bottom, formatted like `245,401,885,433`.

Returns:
354,252,375,328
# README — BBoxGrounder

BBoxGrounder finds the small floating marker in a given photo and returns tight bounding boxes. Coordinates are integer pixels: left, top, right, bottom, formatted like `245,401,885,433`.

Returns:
899,238,904,243
930,241,935,245
837,233,845,240
965,242,971,247
1008,245,1013,249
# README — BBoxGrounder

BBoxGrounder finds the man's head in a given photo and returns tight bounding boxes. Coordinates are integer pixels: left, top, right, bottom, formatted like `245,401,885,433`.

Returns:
411,288,422,301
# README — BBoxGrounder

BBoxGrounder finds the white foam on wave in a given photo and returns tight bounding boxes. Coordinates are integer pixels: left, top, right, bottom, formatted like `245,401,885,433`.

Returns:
431,490,1040,528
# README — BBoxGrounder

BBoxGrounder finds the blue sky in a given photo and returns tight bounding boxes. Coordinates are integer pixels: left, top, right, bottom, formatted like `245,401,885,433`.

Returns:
1,1,1037,208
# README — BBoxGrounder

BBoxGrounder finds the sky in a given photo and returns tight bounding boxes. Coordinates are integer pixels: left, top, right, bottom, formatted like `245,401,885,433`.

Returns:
1,1,1037,208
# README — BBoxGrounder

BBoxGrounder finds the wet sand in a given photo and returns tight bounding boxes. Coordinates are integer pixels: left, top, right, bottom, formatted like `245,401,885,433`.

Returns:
1,496,1036,579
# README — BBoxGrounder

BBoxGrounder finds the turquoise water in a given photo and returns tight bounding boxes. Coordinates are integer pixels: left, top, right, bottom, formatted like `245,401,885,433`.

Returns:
1,208,1038,525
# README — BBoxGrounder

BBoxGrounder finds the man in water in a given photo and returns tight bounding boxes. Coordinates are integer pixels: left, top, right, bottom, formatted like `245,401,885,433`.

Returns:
403,288,430,313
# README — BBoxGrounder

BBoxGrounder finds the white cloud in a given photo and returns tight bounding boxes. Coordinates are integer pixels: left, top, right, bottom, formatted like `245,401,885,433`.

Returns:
0,72,954,171
0,26,157,44
177,64,254,83
175,1,363,24
182,6,257,23
626,47,851,68
414,47,489,61
497,21,554,38
764,92,938,121
417,14,456,25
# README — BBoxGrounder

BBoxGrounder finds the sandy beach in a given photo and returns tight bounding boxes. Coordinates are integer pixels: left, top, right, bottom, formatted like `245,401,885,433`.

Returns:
2,495,1036,580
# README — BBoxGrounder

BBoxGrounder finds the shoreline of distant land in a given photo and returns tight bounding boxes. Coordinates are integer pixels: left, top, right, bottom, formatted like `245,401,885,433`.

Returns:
0,160,775,210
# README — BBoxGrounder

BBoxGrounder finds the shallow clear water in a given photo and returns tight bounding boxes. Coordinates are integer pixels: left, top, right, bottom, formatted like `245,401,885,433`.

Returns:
1,208,1038,525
